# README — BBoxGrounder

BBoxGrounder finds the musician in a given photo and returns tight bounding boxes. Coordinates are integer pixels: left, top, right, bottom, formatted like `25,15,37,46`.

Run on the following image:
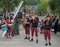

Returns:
30,14,39,43
23,14,30,40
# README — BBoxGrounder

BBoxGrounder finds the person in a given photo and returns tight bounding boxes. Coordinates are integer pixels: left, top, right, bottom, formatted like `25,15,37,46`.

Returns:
44,15,51,46
23,14,30,40
0,19,1,28
34,14,39,30
53,16,58,34
34,14,39,23
30,14,39,43
51,15,58,34
51,16,55,32
39,20,44,34
1,18,8,37
6,13,12,38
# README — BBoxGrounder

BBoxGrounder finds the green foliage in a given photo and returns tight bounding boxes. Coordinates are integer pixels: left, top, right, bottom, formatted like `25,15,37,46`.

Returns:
37,0,49,15
49,0,60,19
23,0,40,5
0,0,21,13
0,0,40,13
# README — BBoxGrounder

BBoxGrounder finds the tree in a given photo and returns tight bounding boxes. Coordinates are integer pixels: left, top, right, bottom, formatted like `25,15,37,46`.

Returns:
37,0,49,15
23,0,40,5
49,0,60,19
0,0,41,14
0,0,21,13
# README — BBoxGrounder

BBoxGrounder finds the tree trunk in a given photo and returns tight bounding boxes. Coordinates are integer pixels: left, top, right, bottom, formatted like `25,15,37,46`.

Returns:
12,16,20,36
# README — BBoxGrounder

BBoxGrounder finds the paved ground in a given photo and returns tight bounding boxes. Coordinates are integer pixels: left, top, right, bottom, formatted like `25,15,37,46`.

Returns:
0,25,60,47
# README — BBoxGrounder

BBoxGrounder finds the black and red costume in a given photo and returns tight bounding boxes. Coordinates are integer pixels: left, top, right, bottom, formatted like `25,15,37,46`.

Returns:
6,17,12,37
44,20,51,42
30,17,39,43
24,18,30,40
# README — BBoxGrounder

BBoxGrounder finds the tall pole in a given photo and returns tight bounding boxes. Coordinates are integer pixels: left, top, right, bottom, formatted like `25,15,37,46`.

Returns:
13,1,23,21
12,1,23,36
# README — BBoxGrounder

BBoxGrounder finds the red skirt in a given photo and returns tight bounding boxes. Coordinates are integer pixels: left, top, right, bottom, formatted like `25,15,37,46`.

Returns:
7,26,12,34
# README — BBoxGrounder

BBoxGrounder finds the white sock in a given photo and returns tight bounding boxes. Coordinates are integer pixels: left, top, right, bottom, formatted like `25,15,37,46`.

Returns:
2,31,7,37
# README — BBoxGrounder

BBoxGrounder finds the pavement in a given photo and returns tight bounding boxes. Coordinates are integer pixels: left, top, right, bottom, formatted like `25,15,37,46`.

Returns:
0,25,60,47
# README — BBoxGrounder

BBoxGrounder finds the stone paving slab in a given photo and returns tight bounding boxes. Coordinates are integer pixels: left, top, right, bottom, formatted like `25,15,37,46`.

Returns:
0,26,60,47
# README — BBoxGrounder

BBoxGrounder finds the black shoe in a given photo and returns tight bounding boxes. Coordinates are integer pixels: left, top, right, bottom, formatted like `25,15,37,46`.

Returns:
28,37,30,40
30,38,33,42
49,42,51,46
45,43,48,46
36,40,38,43
24,36,27,39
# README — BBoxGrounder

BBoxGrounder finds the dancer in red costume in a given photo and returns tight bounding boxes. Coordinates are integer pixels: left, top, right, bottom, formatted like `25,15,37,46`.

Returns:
23,14,30,40
6,13,12,38
44,15,51,46
30,15,39,43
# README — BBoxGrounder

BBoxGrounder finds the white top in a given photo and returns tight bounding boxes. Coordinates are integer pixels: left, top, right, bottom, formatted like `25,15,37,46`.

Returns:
8,24,13,26
1,24,7,27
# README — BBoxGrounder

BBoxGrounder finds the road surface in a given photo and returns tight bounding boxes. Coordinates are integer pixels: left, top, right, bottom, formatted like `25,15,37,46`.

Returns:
0,25,60,47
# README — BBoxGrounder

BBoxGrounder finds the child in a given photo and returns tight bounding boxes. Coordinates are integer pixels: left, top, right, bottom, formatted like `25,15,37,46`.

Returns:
44,15,51,46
